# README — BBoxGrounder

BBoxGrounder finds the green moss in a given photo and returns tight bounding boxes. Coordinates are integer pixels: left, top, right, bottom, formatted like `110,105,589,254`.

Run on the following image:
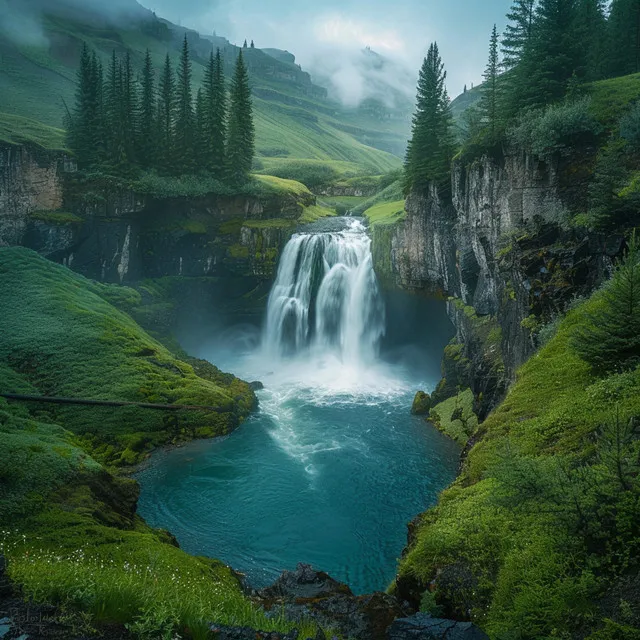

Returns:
242,218,297,230
218,218,245,235
252,174,312,198
428,389,478,445
0,247,254,466
363,199,406,226
0,111,67,150
228,244,250,258
299,204,337,224
28,210,83,225
398,288,640,638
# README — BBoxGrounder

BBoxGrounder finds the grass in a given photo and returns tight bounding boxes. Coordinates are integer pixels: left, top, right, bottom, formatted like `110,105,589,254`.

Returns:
252,174,312,199
0,247,255,467
397,287,640,638
587,73,640,126
0,10,405,176
299,204,337,224
363,199,406,226
428,388,478,446
0,111,67,151
29,210,83,225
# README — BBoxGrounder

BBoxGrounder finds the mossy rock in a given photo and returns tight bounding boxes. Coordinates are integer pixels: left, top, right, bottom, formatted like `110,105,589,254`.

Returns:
411,391,433,416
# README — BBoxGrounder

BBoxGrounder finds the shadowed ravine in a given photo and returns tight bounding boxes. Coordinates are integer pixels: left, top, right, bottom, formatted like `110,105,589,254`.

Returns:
136,219,460,594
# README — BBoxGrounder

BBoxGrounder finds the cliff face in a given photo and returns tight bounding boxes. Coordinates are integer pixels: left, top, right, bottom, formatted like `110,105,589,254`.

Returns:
0,144,304,287
0,144,71,245
374,152,620,412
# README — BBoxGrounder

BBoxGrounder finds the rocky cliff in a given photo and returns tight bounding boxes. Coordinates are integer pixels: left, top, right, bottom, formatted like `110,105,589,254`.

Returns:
0,144,315,286
373,151,622,413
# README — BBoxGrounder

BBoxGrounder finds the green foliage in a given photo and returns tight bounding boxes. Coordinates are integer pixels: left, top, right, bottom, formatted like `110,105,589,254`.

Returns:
363,199,406,227
480,25,502,141
0,112,66,150
203,49,228,176
0,247,255,466
404,43,454,194
502,0,536,71
619,101,640,149
226,49,255,187
429,388,479,445
607,0,640,77
175,36,196,175
352,179,404,216
257,159,341,189
398,285,640,638
508,97,600,157
572,236,640,375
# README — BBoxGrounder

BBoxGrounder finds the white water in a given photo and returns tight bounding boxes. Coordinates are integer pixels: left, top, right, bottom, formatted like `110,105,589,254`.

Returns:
263,219,385,367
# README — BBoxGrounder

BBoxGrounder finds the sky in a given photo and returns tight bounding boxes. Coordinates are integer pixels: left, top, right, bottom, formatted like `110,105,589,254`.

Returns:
140,0,513,100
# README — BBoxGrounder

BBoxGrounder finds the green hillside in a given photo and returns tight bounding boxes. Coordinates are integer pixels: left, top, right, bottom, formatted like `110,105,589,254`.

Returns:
0,3,406,173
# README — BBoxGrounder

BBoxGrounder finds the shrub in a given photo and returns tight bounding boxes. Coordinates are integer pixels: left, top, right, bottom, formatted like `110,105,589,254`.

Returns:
620,101,640,151
572,235,640,375
508,97,600,158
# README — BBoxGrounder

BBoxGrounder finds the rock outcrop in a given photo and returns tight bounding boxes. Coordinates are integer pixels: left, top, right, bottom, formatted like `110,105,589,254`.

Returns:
373,151,621,412
256,564,410,640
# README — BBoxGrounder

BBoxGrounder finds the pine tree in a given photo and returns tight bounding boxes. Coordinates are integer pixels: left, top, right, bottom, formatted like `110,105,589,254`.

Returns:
157,54,175,174
608,0,640,76
243,39,248,48
403,42,454,194
203,49,228,175
250,40,255,48
572,233,640,375
226,49,255,186
138,49,156,168
574,0,607,81
517,0,581,109
68,43,102,168
104,51,127,173
174,36,195,174
502,0,537,70
90,51,106,166
480,25,501,140
195,88,208,168
122,51,137,167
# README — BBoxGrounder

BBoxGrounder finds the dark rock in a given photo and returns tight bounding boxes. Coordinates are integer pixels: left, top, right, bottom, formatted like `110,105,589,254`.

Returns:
258,565,409,640
411,391,432,416
209,625,300,640
249,381,265,391
259,563,352,601
387,613,489,640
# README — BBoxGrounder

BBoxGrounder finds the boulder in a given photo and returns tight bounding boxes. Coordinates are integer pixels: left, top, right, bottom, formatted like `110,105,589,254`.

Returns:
258,564,409,640
387,613,489,640
411,391,432,416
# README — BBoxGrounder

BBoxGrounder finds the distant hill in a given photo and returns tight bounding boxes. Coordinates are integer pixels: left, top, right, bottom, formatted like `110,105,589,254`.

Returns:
0,0,408,174
450,84,483,135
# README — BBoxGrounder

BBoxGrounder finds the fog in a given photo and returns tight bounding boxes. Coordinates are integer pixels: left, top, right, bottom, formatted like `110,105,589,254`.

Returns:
0,0,512,105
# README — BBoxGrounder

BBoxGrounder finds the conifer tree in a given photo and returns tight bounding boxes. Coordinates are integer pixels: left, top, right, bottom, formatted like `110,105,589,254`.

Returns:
68,43,102,168
481,25,501,140
226,49,255,186
104,51,127,172
502,0,537,70
517,0,581,109
195,88,207,168
403,42,454,194
157,54,175,174
608,0,640,76
138,49,156,169
175,36,195,174
90,51,106,166
574,0,607,81
203,49,228,175
122,51,137,166
572,233,640,375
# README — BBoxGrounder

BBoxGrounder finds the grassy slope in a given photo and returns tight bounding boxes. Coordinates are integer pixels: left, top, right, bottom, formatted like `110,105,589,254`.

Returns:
0,248,320,637
363,199,406,226
397,288,640,638
0,247,255,466
0,12,404,172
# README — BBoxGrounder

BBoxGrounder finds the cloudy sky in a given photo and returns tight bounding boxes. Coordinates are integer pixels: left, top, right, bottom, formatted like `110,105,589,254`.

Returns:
140,0,512,99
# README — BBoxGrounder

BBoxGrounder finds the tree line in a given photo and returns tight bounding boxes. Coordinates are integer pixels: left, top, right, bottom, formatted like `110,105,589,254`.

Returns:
67,36,255,187
404,0,640,194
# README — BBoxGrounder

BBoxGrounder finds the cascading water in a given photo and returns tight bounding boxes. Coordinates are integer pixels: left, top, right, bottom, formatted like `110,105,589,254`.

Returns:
263,219,385,366
136,217,459,595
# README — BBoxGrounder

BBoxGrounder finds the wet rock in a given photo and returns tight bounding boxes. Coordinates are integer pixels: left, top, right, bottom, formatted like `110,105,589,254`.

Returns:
387,613,489,640
209,625,301,640
258,564,410,640
249,381,265,391
259,563,352,601
411,391,432,416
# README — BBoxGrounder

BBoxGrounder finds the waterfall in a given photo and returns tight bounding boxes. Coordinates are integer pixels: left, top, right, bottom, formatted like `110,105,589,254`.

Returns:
263,219,385,366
